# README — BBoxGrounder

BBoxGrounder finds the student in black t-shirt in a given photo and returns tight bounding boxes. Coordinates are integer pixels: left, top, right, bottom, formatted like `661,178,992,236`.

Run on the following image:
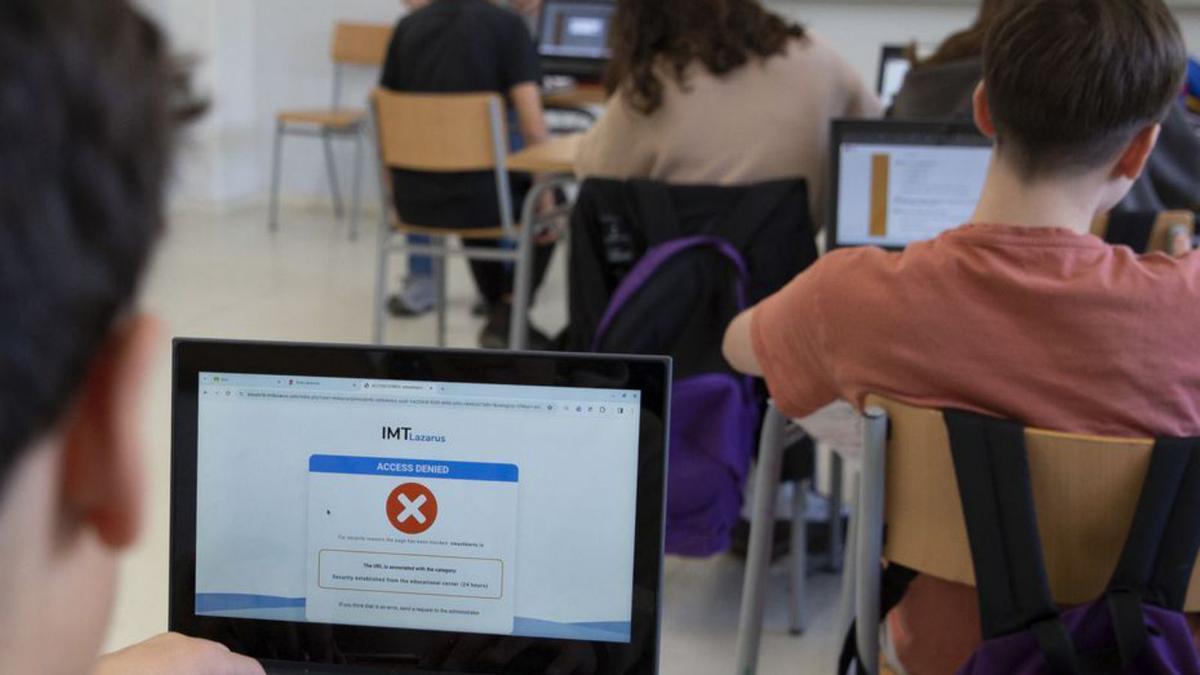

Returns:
381,0,558,349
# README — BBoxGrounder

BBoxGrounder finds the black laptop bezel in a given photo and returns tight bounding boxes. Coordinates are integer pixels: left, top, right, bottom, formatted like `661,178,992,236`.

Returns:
169,339,669,673
536,0,615,80
827,118,991,252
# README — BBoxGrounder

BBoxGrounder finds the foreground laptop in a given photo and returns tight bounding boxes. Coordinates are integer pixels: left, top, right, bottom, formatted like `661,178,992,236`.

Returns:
170,340,670,674
828,119,992,251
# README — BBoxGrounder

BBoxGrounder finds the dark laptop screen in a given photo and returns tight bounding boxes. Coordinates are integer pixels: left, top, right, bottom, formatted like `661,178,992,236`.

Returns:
537,0,615,78
538,0,614,60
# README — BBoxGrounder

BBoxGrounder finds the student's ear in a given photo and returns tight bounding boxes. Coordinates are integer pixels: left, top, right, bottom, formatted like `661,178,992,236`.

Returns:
973,82,997,139
60,315,160,550
1112,124,1161,181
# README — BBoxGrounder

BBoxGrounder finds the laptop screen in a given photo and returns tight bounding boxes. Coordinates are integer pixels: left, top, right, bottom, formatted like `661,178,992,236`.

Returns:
830,120,992,250
194,371,642,644
538,0,614,61
877,45,912,110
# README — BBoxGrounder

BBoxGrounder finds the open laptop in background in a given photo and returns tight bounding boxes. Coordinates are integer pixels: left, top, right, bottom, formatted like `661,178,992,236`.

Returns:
169,340,669,675
877,44,912,110
537,0,615,81
828,119,992,251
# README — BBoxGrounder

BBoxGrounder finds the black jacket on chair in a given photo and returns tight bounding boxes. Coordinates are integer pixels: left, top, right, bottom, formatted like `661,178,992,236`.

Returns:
559,178,819,375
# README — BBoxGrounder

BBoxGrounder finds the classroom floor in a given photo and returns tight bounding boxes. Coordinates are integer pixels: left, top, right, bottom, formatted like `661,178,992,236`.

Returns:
106,204,846,673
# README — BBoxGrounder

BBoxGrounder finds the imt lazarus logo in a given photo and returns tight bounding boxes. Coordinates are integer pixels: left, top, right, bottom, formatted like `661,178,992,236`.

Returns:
381,426,447,443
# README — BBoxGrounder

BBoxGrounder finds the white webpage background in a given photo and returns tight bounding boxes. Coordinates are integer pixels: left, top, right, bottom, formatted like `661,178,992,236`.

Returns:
838,143,992,247
196,384,641,627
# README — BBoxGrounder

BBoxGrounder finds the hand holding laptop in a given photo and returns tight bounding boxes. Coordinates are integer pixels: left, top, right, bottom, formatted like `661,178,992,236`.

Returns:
94,633,265,675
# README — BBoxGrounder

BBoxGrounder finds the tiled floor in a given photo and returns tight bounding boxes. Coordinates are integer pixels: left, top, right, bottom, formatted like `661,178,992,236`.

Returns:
104,204,844,673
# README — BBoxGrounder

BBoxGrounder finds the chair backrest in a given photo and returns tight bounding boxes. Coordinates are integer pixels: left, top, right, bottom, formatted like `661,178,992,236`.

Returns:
1147,210,1196,254
559,178,819,351
331,22,393,67
869,395,1200,611
371,89,507,173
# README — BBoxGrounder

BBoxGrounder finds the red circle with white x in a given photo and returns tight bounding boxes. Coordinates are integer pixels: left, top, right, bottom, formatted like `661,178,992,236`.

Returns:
386,483,438,535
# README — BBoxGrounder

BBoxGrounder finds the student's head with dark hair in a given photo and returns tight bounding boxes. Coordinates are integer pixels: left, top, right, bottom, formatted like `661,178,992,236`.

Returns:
0,0,193,672
976,0,1186,185
604,0,806,115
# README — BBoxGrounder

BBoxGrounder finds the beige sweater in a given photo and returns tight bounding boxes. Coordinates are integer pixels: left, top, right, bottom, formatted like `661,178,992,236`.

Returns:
575,35,881,228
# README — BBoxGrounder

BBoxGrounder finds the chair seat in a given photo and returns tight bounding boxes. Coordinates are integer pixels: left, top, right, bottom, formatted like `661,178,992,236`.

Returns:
277,108,365,129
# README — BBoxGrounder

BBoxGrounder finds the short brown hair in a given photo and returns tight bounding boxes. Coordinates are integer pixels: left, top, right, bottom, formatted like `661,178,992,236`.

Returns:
605,0,805,115
983,0,1186,178
0,0,196,489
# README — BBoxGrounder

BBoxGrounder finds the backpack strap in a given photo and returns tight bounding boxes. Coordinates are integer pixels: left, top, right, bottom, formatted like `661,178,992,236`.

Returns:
591,235,748,352
838,563,919,675
944,409,1081,675
1104,436,1200,665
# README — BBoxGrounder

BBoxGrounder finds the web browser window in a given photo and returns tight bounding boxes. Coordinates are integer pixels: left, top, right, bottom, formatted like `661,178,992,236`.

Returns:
195,372,643,644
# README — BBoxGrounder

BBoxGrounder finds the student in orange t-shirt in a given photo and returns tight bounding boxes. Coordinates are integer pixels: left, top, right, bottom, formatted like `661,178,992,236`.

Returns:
723,1,1196,673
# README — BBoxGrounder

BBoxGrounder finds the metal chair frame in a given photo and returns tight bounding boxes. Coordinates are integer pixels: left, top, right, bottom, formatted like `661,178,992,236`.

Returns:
370,94,575,349
269,33,373,240
734,402,849,674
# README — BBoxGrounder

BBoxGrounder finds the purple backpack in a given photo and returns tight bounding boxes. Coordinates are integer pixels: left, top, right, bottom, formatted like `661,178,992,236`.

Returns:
592,236,760,557
946,410,1200,675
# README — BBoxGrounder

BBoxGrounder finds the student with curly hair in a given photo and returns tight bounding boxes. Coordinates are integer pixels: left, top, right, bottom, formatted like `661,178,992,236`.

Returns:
575,0,880,228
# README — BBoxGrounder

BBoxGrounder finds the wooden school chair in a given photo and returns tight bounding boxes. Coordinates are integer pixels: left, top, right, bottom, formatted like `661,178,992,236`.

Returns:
370,89,572,349
268,21,393,240
845,396,1200,675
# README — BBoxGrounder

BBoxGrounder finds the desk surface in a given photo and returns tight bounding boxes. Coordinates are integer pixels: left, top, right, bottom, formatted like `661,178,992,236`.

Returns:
507,133,582,174
542,84,608,109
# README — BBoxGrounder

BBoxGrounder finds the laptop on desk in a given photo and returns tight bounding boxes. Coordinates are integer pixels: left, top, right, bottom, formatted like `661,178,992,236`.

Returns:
877,45,912,110
828,119,993,251
169,340,669,675
537,0,615,80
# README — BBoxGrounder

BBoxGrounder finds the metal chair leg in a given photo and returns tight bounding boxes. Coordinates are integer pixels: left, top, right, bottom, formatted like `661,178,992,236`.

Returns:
787,478,811,636
509,219,536,351
829,448,846,572
432,241,447,348
856,408,889,675
373,215,391,345
322,128,344,218
349,126,364,241
269,121,285,232
734,404,788,675
836,477,861,663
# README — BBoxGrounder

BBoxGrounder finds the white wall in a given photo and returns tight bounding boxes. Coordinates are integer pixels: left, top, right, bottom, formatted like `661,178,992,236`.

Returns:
769,2,975,81
144,0,401,211
151,1,1200,210
250,0,404,212
768,2,1200,89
